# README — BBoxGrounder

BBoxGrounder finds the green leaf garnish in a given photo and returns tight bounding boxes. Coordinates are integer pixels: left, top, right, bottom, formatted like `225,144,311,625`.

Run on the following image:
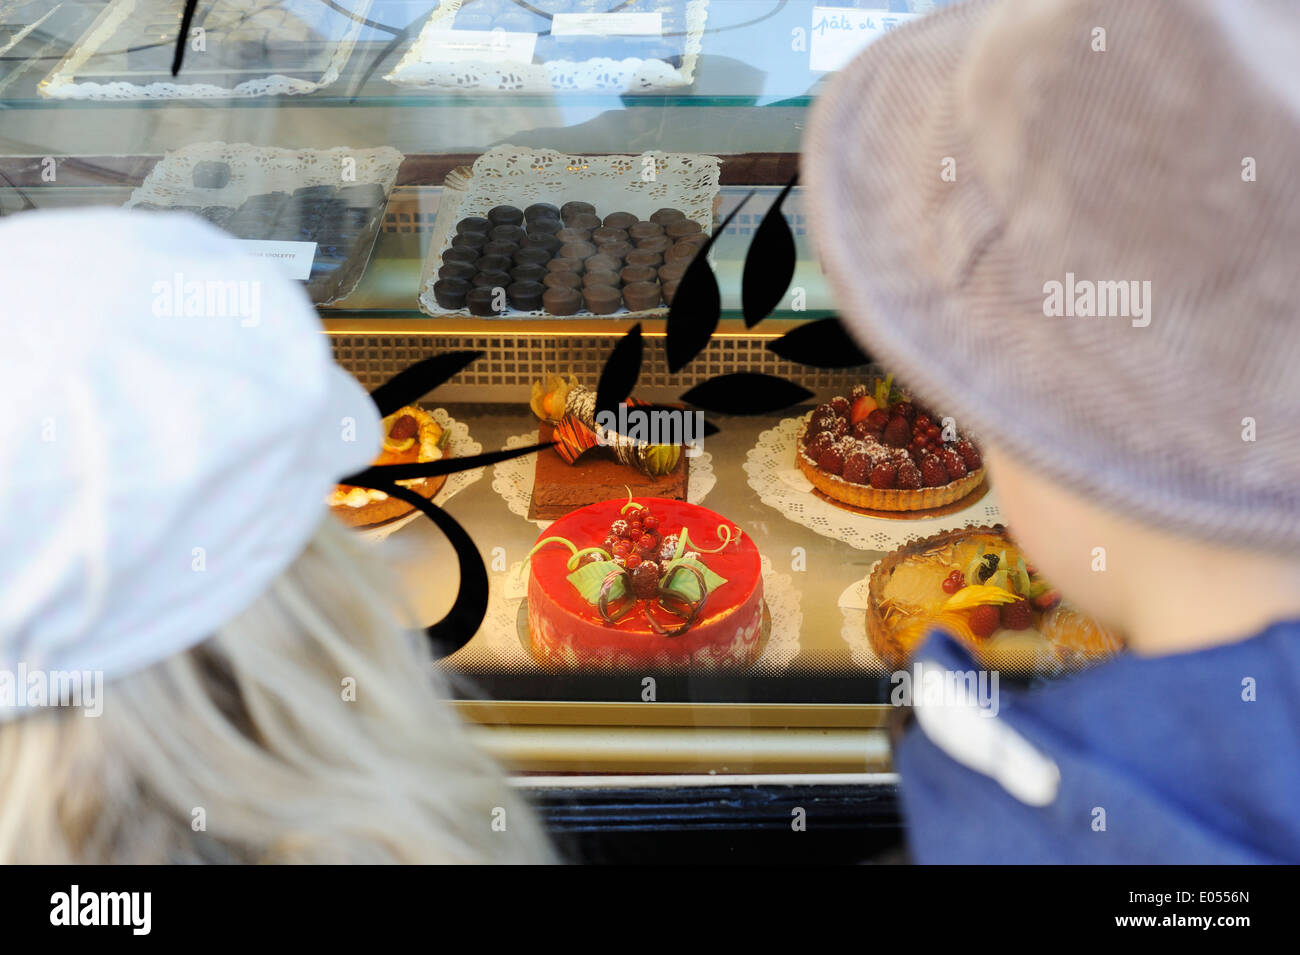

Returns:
660,556,727,603
567,560,626,605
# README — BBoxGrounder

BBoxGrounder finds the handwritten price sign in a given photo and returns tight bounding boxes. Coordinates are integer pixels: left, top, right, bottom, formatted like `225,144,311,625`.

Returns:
809,6,920,72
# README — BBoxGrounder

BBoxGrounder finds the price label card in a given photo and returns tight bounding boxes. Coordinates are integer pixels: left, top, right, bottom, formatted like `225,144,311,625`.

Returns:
421,28,538,62
552,12,663,36
809,6,920,72
241,240,317,280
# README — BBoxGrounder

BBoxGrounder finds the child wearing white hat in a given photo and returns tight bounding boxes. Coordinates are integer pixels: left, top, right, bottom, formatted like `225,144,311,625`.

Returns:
0,209,551,863
807,0,1300,862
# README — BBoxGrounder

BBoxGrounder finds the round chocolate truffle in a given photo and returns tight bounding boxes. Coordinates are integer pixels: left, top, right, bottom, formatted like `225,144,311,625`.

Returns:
560,200,596,224
438,260,477,282
546,256,583,274
489,224,527,244
442,246,479,266
507,280,545,310
512,264,547,284
658,261,689,283
556,227,592,245
488,204,524,227
583,285,622,315
603,211,637,230
526,217,562,236
621,281,662,311
513,246,552,267
544,271,583,290
628,221,664,241
666,218,704,238
620,265,657,285
524,202,561,222
665,242,701,263
625,248,662,268
470,269,512,289
559,240,597,261
650,207,687,226
451,231,488,251
473,253,511,274
584,252,623,274
662,279,681,304
467,286,504,316
583,270,621,288
542,286,582,316
596,239,633,261
636,235,672,254
432,278,469,309
520,232,561,255
570,212,602,232
455,215,490,235
482,240,518,258
591,226,628,245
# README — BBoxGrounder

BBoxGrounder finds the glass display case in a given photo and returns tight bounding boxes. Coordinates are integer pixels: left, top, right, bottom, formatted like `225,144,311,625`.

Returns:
0,0,1013,861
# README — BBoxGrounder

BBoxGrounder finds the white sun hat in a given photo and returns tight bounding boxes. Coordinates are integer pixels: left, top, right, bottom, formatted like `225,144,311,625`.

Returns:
0,208,381,702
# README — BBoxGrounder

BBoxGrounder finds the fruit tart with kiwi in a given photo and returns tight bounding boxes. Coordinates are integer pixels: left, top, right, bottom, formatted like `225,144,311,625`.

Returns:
798,375,985,512
329,406,451,527
867,525,1122,672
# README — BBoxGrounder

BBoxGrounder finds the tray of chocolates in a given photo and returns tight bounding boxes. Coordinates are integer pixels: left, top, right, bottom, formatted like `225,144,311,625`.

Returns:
428,202,709,317
125,143,403,305
40,0,373,100
387,0,709,94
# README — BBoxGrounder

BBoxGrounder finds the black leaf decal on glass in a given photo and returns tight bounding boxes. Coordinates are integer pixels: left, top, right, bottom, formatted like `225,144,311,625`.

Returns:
173,0,198,76
381,484,486,658
595,322,642,420
680,373,813,416
700,418,721,438
741,173,799,328
368,350,484,417
665,192,754,374
340,441,553,487
766,318,870,369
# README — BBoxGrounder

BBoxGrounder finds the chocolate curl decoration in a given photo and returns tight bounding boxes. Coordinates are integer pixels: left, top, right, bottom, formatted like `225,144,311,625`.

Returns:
645,564,708,637
597,569,637,624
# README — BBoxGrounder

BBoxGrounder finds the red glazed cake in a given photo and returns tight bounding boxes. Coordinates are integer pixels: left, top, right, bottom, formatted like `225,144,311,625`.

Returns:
526,498,764,669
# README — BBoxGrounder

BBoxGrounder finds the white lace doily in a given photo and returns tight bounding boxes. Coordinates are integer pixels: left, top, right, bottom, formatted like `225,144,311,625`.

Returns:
473,553,801,670
387,0,708,92
125,142,404,209
744,414,1005,552
492,429,715,527
418,145,721,319
40,0,371,100
838,569,889,673
355,409,485,543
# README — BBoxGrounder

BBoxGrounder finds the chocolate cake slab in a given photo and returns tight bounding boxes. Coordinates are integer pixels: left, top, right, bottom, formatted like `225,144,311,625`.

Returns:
528,422,689,521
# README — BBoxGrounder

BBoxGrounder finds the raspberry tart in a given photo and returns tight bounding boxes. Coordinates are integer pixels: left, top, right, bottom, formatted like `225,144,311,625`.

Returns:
329,405,450,527
798,376,985,512
867,525,1122,672
526,497,763,669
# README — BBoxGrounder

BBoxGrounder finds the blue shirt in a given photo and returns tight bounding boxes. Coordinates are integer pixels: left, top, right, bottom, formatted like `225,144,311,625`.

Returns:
896,621,1300,863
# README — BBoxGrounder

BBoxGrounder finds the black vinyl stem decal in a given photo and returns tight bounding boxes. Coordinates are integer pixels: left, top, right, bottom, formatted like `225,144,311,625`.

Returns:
381,483,487,658
741,172,799,327
173,0,198,76
766,317,870,369
681,372,813,415
368,351,484,417
664,192,754,374
340,441,554,487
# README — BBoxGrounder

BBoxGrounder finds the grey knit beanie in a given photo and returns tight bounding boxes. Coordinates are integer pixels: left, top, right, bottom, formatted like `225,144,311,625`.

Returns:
805,0,1300,550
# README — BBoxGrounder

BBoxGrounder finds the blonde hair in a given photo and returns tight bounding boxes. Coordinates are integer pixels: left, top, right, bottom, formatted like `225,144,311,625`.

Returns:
0,517,553,864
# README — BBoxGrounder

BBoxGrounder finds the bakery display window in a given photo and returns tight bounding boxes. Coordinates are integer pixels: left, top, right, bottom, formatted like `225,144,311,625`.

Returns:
3,0,1077,848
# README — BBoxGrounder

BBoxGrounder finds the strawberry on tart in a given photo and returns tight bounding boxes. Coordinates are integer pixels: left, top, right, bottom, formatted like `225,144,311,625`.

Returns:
526,497,764,669
329,405,451,527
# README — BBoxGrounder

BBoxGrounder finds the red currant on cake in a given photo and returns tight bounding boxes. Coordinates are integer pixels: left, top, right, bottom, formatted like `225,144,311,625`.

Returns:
611,538,632,558
941,570,966,594
642,513,660,532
